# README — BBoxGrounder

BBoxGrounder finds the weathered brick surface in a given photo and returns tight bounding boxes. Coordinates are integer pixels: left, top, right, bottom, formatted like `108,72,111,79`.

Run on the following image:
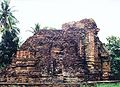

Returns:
0,18,110,83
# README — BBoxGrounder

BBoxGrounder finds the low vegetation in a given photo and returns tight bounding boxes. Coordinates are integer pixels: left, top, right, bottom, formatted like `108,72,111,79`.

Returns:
105,36,120,80
79,82,120,87
96,82,120,87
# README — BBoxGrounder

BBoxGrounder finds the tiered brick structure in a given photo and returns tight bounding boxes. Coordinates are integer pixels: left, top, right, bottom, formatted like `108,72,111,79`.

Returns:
0,18,110,83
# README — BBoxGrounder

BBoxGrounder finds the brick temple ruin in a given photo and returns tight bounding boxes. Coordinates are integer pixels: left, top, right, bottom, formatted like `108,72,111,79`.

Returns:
0,18,110,83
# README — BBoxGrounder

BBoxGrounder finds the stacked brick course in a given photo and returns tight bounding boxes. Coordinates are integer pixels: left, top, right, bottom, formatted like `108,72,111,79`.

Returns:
0,18,110,83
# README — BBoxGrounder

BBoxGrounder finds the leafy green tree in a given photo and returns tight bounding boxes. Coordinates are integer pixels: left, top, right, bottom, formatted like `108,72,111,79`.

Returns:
0,0,20,67
106,36,120,80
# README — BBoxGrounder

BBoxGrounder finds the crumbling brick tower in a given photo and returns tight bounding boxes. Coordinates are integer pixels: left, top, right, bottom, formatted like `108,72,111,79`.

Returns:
62,18,110,81
0,18,110,83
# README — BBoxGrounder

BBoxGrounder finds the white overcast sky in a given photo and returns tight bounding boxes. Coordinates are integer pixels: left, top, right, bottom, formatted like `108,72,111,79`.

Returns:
8,0,120,43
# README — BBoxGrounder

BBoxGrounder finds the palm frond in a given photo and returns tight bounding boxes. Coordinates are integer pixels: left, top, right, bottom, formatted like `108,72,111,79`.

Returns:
13,26,20,32
26,30,34,34
0,10,3,13
8,16,12,29
1,2,5,10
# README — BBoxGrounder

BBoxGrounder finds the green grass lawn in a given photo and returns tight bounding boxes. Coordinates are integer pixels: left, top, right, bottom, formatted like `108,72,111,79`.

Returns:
96,83,120,87
80,82,120,87
0,83,120,87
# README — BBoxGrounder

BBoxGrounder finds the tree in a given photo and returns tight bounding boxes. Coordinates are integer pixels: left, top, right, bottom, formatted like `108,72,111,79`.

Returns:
0,0,20,67
29,23,41,34
28,24,57,35
106,36,120,80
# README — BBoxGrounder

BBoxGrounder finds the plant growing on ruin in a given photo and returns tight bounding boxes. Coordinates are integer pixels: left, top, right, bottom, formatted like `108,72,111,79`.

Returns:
29,23,41,34
0,0,20,67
